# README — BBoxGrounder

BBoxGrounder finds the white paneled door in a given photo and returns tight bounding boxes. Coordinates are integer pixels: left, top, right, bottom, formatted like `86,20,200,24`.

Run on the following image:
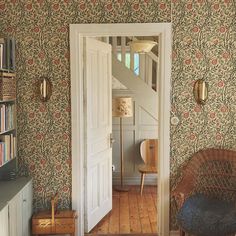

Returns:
84,38,112,233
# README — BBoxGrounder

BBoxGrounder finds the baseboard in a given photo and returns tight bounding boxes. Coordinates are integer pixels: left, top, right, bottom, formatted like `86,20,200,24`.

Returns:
112,175,157,185
170,230,179,236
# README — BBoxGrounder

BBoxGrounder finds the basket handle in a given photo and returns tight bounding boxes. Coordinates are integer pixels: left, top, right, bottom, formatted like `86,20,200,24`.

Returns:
51,193,58,225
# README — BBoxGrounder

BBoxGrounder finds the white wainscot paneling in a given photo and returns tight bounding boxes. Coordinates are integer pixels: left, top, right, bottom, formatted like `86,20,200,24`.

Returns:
112,92,158,185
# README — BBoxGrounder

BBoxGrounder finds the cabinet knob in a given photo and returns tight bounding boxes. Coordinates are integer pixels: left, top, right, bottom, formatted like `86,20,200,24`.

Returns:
23,199,27,202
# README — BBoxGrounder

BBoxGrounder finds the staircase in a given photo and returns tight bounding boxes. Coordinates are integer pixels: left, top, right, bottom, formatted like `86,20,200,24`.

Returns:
110,36,159,91
109,36,159,119
112,56,158,118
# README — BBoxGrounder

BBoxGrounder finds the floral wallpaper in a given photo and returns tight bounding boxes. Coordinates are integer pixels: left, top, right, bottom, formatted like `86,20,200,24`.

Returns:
0,0,236,230
0,0,170,210
171,0,236,228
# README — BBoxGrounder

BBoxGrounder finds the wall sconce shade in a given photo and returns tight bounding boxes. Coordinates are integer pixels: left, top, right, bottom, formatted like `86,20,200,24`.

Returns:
193,79,208,105
39,77,52,102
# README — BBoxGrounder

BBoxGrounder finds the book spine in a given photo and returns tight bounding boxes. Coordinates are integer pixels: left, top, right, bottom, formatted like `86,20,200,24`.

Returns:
10,38,16,71
1,105,3,132
3,104,5,132
3,143,5,163
0,43,3,69
6,38,10,70
13,136,16,158
6,136,10,162
2,38,7,69
0,143,2,166
5,104,8,131
1,104,6,132
10,134,13,160
9,105,12,129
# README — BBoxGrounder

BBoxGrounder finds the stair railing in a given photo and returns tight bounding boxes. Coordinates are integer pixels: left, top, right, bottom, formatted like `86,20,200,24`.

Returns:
110,36,159,92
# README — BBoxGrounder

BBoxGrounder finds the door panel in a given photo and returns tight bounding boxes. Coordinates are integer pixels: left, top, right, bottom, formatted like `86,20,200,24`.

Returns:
22,181,33,236
84,38,112,232
9,192,22,236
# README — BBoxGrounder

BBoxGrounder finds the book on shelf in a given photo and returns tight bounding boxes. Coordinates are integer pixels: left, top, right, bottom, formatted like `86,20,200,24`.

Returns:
0,103,15,133
0,38,7,70
0,76,16,100
0,134,15,167
0,44,3,69
9,38,16,71
0,37,16,71
0,144,2,166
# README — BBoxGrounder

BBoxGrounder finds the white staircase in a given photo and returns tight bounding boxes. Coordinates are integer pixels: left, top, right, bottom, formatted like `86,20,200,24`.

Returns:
110,36,159,119
110,36,159,92
112,56,158,119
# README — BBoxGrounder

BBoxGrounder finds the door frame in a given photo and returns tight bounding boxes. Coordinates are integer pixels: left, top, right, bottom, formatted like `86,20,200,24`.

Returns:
70,23,172,236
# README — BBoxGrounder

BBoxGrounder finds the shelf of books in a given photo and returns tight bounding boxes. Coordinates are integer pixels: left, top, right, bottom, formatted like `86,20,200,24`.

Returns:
0,36,17,174
0,71,16,168
0,133,16,167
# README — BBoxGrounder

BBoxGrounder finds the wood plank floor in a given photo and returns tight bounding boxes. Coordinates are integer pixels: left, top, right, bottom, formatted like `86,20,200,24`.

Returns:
88,185,157,235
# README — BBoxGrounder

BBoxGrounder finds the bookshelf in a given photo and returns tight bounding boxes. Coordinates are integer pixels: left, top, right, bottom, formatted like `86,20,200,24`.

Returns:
0,70,16,169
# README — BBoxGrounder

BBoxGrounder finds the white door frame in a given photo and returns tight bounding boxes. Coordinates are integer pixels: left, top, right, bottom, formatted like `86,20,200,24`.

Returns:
70,23,172,236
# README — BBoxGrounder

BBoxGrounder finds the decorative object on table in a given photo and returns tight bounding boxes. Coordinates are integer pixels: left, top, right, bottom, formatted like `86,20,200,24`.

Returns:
38,76,52,102
32,193,77,236
128,39,157,53
1,170,17,180
138,139,158,195
193,79,208,105
112,96,133,192
173,148,236,236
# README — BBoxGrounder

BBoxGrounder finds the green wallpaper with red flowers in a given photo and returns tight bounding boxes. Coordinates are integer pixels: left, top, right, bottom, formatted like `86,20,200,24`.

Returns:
170,0,236,227
1,0,236,230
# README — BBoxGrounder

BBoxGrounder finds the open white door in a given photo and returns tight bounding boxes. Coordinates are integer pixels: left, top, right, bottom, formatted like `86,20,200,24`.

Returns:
84,38,112,233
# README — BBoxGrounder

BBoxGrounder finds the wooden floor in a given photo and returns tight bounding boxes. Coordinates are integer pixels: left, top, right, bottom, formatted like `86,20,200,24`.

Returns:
88,185,157,235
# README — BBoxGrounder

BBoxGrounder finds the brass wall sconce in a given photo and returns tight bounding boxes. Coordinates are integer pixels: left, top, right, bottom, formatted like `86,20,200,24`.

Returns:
193,79,208,105
39,77,52,102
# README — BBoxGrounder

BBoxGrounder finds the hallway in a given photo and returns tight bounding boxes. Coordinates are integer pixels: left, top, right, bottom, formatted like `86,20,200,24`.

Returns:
88,185,157,235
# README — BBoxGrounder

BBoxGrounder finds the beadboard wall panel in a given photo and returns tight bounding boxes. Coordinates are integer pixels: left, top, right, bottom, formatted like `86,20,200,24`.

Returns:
112,90,158,184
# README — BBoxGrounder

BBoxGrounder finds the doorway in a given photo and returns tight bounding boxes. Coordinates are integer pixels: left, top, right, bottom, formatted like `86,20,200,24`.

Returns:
70,23,171,236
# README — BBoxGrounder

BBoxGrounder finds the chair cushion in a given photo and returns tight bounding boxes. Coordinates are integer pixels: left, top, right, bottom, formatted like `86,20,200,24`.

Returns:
177,194,236,236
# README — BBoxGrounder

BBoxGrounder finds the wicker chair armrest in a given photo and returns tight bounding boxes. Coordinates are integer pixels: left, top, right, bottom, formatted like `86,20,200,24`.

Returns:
172,191,187,210
173,148,236,211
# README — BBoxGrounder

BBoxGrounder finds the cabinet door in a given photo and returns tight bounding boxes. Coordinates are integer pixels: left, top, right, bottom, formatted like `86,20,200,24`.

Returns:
0,205,9,236
9,192,23,236
22,181,33,236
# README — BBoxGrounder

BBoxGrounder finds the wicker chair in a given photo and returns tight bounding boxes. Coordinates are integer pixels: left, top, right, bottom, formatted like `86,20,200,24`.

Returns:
173,148,236,236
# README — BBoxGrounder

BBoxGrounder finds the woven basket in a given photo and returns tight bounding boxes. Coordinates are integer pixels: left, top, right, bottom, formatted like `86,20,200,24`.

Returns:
0,76,16,100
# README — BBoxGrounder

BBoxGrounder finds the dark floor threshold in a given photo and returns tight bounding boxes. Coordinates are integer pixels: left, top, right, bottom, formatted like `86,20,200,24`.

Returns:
86,234,158,236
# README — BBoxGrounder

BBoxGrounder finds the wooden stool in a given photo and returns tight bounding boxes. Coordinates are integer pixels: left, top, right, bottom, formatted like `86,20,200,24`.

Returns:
32,194,77,236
